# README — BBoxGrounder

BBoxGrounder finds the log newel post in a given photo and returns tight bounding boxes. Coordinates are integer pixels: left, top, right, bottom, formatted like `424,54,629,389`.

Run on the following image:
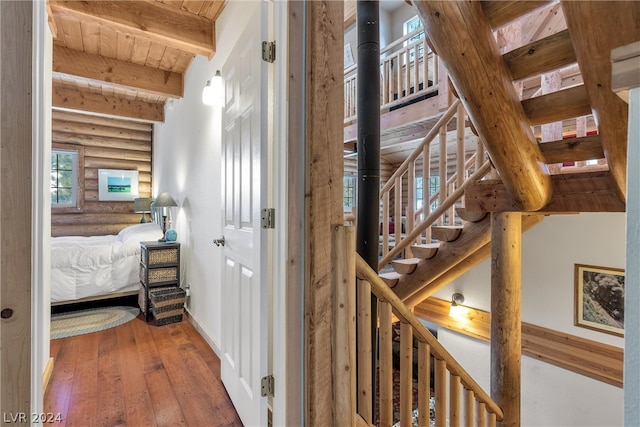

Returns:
490,212,522,427
356,0,381,417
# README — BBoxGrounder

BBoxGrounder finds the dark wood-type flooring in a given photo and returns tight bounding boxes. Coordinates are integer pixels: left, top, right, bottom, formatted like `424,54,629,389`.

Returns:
44,314,243,427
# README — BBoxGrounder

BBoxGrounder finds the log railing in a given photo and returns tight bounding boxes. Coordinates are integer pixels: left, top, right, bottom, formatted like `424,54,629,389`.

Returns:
344,28,439,123
331,224,504,426
378,99,491,270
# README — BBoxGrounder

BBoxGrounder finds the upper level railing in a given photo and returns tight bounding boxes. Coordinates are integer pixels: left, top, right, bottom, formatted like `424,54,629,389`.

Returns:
344,28,439,123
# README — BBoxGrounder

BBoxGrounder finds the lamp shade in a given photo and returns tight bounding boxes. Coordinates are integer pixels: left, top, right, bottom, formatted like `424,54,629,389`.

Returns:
133,197,152,213
202,70,224,106
154,192,178,208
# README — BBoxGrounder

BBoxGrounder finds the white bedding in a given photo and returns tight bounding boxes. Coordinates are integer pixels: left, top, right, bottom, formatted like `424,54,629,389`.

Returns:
51,223,164,303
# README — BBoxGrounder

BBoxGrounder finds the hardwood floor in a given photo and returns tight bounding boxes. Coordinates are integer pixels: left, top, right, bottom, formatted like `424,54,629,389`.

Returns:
44,314,243,427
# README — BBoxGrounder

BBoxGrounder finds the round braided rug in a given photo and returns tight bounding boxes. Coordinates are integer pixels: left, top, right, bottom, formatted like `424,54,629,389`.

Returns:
51,306,139,339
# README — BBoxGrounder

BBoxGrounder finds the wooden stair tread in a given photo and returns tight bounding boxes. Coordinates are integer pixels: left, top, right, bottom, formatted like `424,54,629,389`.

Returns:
431,225,464,242
379,271,401,288
392,258,421,275
455,207,488,223
522,85,592,126
410,243,441,260
503,29,576,82
481,1,552,29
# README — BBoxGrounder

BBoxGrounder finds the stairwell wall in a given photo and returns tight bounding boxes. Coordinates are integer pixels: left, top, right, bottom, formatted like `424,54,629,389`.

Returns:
431,212,625,426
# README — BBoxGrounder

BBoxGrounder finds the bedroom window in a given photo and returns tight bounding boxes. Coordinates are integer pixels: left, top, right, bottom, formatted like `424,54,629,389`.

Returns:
51,145,84,213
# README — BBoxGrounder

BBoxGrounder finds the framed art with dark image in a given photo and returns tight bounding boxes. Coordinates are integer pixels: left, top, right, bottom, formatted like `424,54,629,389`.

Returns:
574,263,624,337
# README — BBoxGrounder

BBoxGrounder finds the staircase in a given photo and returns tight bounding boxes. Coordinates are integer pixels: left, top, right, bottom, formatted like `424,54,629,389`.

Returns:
343,0,628,309
337,1,632,424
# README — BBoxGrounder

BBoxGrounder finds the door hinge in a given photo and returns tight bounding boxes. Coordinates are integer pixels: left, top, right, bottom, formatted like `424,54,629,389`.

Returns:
261,375,274,397
261,208,275,229
262,41,276,63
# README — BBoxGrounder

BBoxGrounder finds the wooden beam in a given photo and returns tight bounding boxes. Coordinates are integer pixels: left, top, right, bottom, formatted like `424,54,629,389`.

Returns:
612,41,640,103
49,0,215,57
414,0,552,210
522,85,592,126
465,171,626,213
1,0,33,418
561,0,639,203
53,82,164,122
52,110,152,132
53,45,183,98
503,29,576,82
481,1,551,29
344,96,441,143
539,135,604,164
491,212,522,427
302,1,344,426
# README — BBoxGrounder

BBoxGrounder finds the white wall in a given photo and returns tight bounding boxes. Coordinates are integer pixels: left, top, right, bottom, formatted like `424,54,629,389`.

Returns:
625,87,640,425
153,0,261,352
432,213,625,426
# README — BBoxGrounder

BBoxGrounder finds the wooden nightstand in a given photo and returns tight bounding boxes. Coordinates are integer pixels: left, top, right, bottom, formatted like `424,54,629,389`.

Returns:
139,241,180,322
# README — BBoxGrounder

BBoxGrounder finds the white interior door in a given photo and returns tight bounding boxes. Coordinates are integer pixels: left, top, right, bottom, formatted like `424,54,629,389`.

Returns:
220,4,268,427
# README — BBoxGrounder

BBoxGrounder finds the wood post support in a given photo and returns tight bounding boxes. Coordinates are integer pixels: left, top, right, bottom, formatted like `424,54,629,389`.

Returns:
490,212,522,426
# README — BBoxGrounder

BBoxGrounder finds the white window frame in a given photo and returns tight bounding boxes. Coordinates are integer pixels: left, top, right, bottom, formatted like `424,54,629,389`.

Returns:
51,144,84,213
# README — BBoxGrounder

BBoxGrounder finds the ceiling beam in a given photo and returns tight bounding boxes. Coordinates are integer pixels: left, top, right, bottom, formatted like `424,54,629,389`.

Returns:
53,45,183,99
561,1,639,204
49,0,215,57
465,171,626,213
53,82,164,122
539,135,604,164
414,0,551,211
503,29,576,82
522,85,592,126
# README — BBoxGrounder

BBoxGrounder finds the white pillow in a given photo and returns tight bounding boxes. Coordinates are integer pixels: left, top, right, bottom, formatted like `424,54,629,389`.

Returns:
118,223,162,242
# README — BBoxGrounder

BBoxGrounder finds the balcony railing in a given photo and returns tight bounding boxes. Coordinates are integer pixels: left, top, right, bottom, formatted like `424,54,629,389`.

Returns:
344,29,440,123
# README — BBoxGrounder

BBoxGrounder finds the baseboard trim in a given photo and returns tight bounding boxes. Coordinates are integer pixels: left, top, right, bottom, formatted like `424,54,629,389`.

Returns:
184,309,222,357
43,357,55,395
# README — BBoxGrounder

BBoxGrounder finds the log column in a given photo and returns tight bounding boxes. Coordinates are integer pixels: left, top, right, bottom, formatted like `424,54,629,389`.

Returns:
490,212,522,427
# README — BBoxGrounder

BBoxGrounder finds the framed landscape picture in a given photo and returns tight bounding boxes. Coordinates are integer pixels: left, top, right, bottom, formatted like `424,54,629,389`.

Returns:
574,264,624,337
98,169,139,201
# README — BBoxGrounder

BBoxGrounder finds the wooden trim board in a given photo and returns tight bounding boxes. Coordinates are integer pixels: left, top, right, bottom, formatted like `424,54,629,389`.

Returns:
43,357,55,395
414,297,623,387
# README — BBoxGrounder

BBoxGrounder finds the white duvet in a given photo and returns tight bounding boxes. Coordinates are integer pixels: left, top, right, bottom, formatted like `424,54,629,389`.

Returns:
51,223,164,303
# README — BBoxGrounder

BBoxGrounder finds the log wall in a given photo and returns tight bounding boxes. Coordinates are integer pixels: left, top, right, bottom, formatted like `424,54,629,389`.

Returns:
51,110,153,237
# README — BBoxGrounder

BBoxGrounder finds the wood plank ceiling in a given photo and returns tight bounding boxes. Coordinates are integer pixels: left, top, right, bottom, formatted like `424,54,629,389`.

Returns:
48,0,226,122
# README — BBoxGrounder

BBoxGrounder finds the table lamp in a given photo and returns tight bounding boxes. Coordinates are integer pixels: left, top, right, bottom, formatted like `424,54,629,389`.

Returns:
133,197,152,223
154,192,178,241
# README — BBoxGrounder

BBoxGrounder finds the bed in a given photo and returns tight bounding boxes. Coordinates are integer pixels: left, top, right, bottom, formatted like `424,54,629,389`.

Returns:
51,223,164,304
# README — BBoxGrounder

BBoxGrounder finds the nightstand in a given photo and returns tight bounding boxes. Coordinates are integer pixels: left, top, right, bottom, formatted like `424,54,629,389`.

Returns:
139,241,180,322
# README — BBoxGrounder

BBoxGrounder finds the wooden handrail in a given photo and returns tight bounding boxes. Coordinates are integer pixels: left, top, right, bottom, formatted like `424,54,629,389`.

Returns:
355,254,505,421
380,99,461,195
379,160,491,269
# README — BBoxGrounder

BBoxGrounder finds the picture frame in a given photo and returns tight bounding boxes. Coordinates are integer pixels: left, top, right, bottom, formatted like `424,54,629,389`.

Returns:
98,169,139,201
574,263,625,337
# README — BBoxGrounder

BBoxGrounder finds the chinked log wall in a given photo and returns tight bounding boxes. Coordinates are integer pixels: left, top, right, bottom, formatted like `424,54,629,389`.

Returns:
51,110,152,237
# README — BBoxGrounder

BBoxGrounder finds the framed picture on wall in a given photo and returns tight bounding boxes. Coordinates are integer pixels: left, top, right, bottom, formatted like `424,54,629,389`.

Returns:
574,263,625,337
98,169,139,201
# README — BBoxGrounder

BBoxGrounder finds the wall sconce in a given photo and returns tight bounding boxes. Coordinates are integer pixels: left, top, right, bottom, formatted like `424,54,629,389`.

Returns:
133,197,153,223
449,292,465,318
202,70,224,106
